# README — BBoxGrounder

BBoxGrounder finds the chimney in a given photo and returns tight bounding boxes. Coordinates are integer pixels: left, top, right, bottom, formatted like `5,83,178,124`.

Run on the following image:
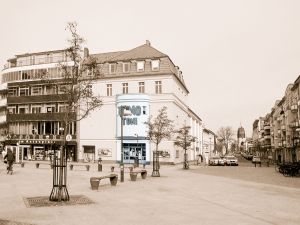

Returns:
146,40,151,46
84,47,89,58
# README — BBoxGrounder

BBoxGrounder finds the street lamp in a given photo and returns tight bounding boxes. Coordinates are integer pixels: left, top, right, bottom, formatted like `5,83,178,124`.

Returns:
134,133,139,168
120,106,132,182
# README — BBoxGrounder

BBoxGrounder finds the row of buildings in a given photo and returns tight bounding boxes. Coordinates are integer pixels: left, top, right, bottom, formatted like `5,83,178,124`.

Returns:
0,41,216,165
251,76,300,163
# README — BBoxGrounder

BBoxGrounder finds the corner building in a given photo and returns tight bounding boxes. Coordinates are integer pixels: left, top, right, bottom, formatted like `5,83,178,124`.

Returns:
1,41,203,164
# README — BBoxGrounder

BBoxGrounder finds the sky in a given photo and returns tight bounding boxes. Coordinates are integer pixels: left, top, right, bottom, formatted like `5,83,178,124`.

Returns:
1,0,300,137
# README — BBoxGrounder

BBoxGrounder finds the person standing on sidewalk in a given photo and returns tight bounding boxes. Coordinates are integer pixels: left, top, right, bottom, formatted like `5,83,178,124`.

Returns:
4,148,15,174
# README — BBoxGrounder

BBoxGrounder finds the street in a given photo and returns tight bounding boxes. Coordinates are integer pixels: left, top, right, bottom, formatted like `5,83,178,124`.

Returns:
0,161,299,225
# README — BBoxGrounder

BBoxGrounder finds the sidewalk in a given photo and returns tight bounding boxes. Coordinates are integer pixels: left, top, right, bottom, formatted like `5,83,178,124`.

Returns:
0,162,300,225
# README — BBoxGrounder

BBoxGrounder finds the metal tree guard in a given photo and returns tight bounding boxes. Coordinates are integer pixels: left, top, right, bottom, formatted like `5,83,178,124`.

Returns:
49,130,69,201
152,151,160,177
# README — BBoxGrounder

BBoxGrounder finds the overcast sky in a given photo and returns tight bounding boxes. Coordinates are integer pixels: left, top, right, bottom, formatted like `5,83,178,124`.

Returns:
1,0,300,137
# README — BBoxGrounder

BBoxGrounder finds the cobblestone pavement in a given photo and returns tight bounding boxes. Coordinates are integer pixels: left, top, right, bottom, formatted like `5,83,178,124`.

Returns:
0,161,299,225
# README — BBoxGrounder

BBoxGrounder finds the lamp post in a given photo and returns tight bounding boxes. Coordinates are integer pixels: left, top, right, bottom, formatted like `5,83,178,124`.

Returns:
134,133,139,168
120,106,132,182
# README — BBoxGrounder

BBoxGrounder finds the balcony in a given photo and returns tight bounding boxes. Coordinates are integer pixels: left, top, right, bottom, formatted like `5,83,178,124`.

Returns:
264,125,271,130
7,94,68,104
264,135,271,139
281,125,286,130
291,104,298,112
7,112,76,122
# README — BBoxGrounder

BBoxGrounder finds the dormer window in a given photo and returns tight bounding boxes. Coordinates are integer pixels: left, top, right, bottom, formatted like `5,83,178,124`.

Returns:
123,62,130,73
137,61,144,72
109,63,117,74
151,60,160,71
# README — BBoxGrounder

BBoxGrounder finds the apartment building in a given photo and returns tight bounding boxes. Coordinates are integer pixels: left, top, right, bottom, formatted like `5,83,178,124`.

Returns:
252,76,300,163
1,41,204,164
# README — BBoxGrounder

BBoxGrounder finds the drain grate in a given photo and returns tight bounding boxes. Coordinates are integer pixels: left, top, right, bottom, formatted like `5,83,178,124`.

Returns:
23,195,94,208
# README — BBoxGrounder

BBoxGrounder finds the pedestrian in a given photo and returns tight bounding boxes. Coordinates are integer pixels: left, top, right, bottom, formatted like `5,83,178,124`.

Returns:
4,148,15,174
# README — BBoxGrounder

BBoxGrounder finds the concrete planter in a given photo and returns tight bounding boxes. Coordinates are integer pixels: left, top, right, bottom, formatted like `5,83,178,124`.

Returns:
130,172,138,181
90,177,100,190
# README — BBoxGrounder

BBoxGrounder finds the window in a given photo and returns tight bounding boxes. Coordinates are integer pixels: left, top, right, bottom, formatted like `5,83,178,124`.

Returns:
151,60,160,71
31,86,43,95
46,105,55,113
122,83,128,94
106,84,112,96
109,63,117,74
155,81,162,94
123,62,130,73
31,105,41,114
21,71,29,80
139,82,145,93
7,107,16,114
8,88,18,96
58,104,67,113
58,85,68,94
19,87,29,96
176,150,179,158
137,61,144,72
19,105,29,114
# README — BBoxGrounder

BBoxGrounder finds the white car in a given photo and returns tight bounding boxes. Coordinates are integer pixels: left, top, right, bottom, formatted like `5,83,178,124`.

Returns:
209,157,220,166
224,156,238,166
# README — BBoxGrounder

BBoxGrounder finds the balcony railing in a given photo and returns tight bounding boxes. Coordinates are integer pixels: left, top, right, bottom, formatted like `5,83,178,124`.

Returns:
7,112,76,122
7,94,68,104
291,105,298,112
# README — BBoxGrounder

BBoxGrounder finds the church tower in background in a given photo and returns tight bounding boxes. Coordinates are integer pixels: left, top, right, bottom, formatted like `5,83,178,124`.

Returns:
237,126,246,152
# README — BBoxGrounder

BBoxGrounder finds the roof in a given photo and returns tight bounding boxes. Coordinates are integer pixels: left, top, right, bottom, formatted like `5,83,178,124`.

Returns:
92,42,168,63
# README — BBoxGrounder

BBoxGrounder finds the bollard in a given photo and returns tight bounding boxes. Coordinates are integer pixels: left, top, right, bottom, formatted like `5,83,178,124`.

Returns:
86,165,90,171
70,165,73,170
111,166,114,172
120,165,124,182
143,164,146,169
98,158,102,172
98,164,102,172
21,162,25,168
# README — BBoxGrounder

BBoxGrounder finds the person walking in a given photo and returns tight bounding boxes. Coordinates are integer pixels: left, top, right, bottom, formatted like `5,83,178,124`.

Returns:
4,148,15,174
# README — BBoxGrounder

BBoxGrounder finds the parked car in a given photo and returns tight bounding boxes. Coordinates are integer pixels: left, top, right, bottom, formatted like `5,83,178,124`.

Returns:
252,156,261,164
209,157,221,166
218,157,225,166
224,156,238,166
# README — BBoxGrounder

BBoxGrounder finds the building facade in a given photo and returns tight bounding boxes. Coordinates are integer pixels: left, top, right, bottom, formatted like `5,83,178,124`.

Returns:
202,128,216,164
252,76,300,163
1,41,204,165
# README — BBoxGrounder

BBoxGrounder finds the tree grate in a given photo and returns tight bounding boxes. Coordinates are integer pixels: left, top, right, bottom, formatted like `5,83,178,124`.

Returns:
23,195,94,208
0,219,35,225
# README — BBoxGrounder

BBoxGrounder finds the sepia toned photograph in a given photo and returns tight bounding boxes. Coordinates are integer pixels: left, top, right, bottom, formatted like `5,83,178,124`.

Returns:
0,1,299,225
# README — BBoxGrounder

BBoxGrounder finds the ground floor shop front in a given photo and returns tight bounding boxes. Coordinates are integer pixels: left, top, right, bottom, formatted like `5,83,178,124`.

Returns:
4,143,77,163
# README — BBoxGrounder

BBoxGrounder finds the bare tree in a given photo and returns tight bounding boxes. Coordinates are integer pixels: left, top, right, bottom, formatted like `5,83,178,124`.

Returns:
174,125,196,169
43,22,103,201
217,126,235,155
144,106,174,177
